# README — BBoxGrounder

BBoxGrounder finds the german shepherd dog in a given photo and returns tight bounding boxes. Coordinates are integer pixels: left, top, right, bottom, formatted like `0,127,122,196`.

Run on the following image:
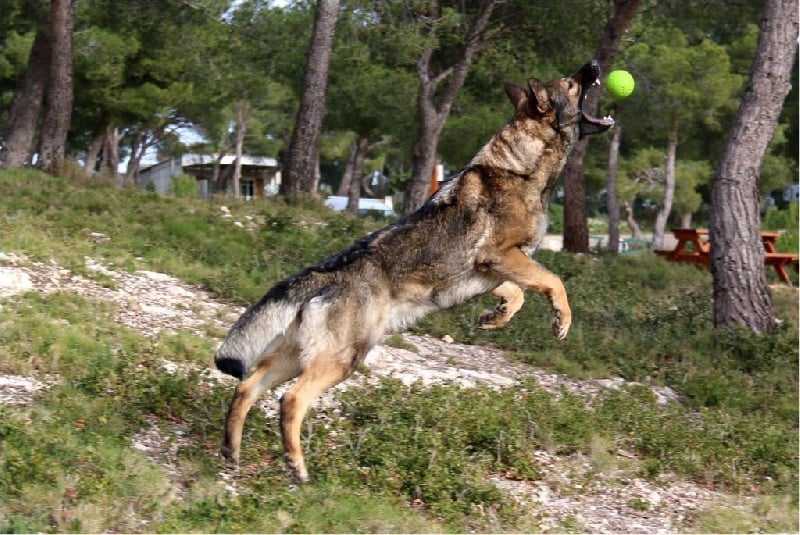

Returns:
215,60,614,482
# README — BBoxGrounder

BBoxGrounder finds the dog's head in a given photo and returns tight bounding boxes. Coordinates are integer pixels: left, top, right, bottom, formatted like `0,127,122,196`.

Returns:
505,60,614,140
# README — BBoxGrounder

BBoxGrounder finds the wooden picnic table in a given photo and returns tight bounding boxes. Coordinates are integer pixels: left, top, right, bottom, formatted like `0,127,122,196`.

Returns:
655,228,798,283
655,228,711,267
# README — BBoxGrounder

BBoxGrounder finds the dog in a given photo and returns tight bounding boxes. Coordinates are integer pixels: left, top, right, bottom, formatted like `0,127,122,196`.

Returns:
215,60,614,483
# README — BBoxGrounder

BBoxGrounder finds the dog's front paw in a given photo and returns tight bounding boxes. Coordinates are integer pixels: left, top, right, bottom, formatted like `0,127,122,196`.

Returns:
551,308,571,340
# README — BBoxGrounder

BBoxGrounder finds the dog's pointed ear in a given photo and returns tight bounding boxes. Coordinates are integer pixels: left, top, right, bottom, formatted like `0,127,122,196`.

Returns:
504,83,529,113
527,78,552,114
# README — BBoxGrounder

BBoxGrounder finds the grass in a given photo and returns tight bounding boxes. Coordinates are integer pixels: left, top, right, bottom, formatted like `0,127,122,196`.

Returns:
0,169,797,533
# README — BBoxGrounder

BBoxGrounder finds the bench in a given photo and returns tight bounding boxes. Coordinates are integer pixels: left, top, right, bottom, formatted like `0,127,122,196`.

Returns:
656,228,796,283
764,252,799,283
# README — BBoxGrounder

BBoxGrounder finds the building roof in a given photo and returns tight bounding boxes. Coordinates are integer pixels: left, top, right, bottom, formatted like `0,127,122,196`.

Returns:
325,196,395,215
180,154,279,168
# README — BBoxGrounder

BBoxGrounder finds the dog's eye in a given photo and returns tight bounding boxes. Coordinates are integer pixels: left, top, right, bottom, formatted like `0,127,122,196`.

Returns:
567,80,576,91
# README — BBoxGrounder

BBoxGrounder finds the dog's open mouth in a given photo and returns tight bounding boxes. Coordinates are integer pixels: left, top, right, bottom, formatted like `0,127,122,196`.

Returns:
576,60,615,137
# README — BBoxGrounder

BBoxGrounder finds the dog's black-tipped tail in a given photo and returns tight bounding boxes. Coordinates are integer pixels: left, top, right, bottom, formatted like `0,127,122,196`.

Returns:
215,356,246,380
213,297,301,381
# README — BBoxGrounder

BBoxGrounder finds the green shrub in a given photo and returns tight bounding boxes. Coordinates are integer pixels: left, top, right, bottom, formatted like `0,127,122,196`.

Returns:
167,173,199,198
548,203,563,233
764,201,798,253
1,167,798,533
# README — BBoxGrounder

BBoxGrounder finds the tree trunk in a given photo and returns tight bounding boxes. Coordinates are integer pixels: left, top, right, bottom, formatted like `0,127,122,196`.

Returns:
404,74,446,214
212,138,233,193
310,153,322,193
101,125,119,176
680,212,693,228
0,30,51,169
125,125,166,185
337,140,357,197
124,131,143,185
217,164,235,195
280,0,339,196
623,200,642,238
83,122,117,177
402,0,498,215
605,121,622,253
37,0,76,174
84,128,105,175
361,169,376,197
346,136,370,213
710,0,797,334
232,100,250,200
562,140,591,252
562,0,641,252
653,122,678,250
211,155,224,192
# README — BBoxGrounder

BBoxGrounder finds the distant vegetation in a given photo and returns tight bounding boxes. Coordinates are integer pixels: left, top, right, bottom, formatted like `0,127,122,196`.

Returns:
0,169,797,533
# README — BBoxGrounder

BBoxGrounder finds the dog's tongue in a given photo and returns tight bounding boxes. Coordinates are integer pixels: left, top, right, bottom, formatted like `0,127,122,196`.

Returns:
582,112,615,128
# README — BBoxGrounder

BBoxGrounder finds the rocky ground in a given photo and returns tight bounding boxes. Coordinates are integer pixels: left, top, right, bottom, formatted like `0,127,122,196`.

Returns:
0,253,748,533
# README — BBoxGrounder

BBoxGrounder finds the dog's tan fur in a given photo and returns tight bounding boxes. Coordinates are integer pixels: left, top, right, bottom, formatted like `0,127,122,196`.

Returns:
215,61,614,482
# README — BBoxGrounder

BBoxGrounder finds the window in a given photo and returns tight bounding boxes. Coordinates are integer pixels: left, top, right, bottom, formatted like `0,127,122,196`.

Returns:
241,180,254,200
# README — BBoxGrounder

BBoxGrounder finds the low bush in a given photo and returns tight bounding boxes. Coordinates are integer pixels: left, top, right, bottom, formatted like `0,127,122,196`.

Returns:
0,169,797,532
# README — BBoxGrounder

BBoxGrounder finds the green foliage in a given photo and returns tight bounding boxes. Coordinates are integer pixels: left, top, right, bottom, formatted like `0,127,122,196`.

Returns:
548,203,564,233
625,28,742,131
0,30,34,80
617,146,664,203
0,170,380,304
415,250,798,458
166,173,199,198
672,160,708,215
763,202,799,253
2,0,796,229
0,169,797,533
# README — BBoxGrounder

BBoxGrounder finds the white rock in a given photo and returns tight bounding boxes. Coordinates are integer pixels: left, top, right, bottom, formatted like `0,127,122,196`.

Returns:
0,267,33,296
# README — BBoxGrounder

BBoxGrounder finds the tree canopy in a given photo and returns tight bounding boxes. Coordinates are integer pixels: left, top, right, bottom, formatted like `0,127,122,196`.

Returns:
0,0,795,220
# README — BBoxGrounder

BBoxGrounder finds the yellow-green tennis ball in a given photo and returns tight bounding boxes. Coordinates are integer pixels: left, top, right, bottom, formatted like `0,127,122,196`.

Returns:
606,70,635,99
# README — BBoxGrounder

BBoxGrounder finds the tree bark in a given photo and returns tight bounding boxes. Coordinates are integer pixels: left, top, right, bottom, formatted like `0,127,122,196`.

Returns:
125,131,144,186
211,153,225,192
337,140,357,197
605,121,622,253
100,125,119,176
0,30,51,169
562,0,641,252
280,0,339,196
84,128,105,175
83,122,117,177
37,0,76,174
345,136,370,213
710,0,797,334
402,0,498,215
404,66,446,214
623,200,641,238
653,122,678,249
232,100,250,200
125,124,166,185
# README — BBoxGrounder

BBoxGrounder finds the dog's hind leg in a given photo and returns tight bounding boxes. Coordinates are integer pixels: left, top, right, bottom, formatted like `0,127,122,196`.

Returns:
479,281,525,330
279,359,353,483
220,353,301,466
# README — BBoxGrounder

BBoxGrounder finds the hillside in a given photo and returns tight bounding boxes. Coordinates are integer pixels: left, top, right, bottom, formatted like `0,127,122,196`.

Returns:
0,170,797,533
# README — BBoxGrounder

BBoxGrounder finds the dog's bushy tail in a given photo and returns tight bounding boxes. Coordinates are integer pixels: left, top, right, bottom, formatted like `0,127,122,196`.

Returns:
215,297,300,380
